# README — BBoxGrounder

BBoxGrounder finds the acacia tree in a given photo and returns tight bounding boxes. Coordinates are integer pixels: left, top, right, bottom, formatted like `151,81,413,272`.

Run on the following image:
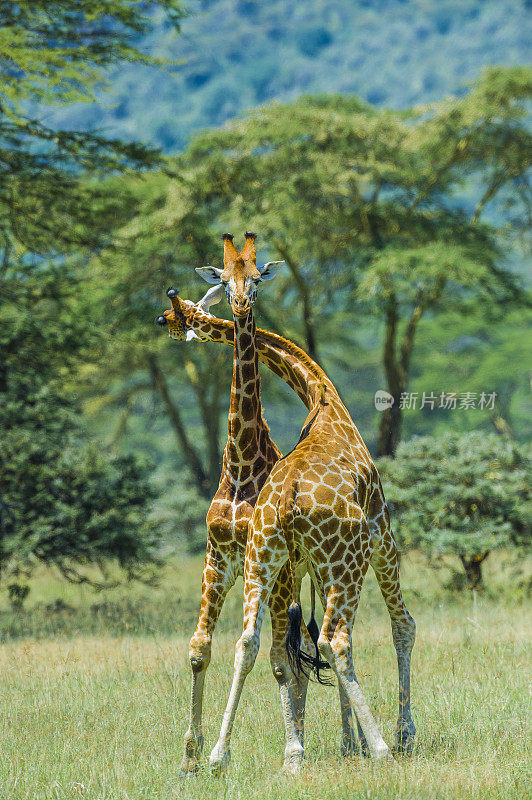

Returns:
378,433,531,590
408,303,532,443
180,66,531,455
84,68,531,514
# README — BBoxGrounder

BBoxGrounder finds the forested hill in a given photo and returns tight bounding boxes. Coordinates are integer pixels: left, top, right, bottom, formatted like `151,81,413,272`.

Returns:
47,0,530,153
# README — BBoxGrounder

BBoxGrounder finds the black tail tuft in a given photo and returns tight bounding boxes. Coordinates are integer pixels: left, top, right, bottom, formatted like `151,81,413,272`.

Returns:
285,602,332,686
285,602,303,678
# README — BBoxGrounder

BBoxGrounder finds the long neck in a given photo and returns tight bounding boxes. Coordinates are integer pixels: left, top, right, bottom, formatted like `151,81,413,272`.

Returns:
183,302,337,413
226,311,264,466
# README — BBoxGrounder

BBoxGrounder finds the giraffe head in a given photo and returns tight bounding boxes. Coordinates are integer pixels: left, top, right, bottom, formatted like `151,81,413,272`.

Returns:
195,232,283,319
155,286,222,341
155,288,188,340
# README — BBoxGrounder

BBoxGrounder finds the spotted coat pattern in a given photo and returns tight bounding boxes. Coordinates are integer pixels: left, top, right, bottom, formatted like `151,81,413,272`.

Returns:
162,290,416,774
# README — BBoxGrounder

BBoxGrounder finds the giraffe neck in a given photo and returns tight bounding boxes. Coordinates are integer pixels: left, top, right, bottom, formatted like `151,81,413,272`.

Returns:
182,302,335,413
225,311,266,471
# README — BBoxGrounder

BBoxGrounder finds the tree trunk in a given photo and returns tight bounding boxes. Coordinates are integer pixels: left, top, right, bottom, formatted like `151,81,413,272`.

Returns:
183,356,223,494
459,553,489,591
376,297,403,457
376,279,445,458
274,241,320,363
376,394,403,457
147,354,212,499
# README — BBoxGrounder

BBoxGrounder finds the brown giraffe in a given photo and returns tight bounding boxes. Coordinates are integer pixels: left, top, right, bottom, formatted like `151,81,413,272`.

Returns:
157,252,416,774
157,232,327,777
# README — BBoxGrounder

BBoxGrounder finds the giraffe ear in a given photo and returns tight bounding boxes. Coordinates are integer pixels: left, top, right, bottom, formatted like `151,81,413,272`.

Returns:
195,266,223,284
257,261,284,281
197,284,224,312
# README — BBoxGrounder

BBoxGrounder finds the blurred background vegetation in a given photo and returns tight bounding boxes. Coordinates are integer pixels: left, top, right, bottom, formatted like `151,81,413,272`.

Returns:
0,0,530,617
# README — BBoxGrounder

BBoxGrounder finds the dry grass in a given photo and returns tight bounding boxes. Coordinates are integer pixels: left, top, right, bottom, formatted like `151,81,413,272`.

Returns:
0,556,530,799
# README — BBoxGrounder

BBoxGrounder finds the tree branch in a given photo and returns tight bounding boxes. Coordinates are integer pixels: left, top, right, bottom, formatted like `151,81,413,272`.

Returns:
471,172,507,224
399,276,446,377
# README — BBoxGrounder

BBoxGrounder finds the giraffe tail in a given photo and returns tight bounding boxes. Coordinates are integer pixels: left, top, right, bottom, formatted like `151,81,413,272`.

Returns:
285,587,331,686
279,478,331,685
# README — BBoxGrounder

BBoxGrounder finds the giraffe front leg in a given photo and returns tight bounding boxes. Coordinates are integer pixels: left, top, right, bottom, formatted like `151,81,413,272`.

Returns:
179,543,236,778
209,559,278,777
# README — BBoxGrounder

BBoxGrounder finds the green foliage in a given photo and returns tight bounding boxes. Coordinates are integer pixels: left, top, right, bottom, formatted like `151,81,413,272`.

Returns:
84,172,233,498
0,0,185,260
0,261,159,595
154,480,210,555
0,1,184,110
405,303,532,443
378,432,531,588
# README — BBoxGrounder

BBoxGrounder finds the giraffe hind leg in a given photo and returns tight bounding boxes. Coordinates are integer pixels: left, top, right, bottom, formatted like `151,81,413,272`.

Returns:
308,564,362,757
315,557,394,763
370,523,416,754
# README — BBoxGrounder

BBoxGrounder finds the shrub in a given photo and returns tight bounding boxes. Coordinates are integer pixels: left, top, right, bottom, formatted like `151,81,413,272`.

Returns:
378,432,531,590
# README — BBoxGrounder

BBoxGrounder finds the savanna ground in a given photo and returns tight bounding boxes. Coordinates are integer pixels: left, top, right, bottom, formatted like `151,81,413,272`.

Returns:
0,554,530,800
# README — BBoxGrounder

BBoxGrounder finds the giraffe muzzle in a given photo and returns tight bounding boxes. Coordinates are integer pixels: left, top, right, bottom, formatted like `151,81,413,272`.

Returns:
232,297,251,318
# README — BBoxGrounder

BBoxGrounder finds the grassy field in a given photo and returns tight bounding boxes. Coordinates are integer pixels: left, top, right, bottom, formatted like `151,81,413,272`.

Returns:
0,555,530,800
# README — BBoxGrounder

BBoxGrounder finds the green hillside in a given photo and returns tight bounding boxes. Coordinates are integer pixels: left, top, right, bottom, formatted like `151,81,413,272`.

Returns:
45,0,531,152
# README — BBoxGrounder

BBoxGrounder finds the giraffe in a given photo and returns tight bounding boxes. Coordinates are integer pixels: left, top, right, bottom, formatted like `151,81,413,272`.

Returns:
157,254,416,774
157,232,326,777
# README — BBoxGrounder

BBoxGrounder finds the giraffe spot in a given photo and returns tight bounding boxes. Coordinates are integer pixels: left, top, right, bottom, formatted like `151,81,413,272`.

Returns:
241,362,256,384
240,396,256,419
239,333,252,350
239,426,255,449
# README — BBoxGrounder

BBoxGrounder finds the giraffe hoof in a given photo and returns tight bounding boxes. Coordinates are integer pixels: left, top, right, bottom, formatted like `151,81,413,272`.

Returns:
209,747,231,777
282,745,304,776
178,767,200,779
393,724,416,756
282,757,304,776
